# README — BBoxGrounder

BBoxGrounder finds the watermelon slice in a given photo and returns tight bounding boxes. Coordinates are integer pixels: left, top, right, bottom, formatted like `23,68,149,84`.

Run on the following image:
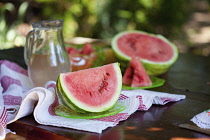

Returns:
56,63,122,113
112,30,178,75
123,56,152,87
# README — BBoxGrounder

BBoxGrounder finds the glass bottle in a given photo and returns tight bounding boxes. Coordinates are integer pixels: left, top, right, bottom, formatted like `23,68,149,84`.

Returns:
24,20,70,87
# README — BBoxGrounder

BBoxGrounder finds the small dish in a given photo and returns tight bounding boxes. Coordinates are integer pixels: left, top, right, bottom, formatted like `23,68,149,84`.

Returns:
55,102,126,119
122,76,165,90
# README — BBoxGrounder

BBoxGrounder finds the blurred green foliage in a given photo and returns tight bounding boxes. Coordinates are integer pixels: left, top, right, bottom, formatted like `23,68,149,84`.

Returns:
33,0,190,40
0,2,28,49
34,0,98,39
1,0,191,49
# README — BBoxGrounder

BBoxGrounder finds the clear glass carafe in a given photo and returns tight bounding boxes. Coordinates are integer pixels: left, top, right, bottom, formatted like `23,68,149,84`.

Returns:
24,20,70,87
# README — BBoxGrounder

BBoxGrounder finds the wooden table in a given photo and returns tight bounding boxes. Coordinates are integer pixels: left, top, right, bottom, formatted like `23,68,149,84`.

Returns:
1,47,210,140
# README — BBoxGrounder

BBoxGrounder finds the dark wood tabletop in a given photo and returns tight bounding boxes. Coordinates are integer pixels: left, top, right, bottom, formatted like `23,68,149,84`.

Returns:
1,47,210,140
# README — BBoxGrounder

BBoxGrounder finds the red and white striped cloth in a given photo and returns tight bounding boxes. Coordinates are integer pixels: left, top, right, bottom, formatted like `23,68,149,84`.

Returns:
0,103,7,138
191,109,210,129
0,60,186,139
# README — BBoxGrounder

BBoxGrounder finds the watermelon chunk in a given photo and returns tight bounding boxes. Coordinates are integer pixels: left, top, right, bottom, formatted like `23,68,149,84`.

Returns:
66,43,98,71
56,63,122,113
123,56,152,87
80,43,94,55
66,47,80,55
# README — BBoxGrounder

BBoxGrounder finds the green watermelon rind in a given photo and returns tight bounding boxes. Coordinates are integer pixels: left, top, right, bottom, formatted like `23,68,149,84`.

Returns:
57,63,123,113
111,30,179,75
56,78,87,113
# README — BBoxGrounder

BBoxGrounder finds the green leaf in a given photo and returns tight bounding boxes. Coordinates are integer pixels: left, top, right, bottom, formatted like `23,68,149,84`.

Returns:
0,20,6,32
138,0,154,8
3,3,15,12
6,29,16,41
18,2,29,21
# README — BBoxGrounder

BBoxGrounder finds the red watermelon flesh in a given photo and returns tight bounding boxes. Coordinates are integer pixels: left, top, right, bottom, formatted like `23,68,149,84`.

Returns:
67,43,94,55
117,33,174,62
123,56,152,87
66,47,80,55
80,43,94,55
58,63,122,112
122,66,133,86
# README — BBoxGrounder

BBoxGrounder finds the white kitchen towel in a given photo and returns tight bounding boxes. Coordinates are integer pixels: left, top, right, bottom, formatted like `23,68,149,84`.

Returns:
0,60,186,139
191,109,210,129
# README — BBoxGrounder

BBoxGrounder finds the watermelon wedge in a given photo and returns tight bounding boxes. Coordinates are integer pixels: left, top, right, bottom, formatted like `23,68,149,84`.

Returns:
123,56,152,87
56,63,122,113
112,30,178,75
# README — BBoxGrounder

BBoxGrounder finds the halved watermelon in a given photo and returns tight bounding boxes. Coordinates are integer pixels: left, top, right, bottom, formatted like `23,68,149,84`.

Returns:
112,30,178,75
56,63,122,113
123,56,152,87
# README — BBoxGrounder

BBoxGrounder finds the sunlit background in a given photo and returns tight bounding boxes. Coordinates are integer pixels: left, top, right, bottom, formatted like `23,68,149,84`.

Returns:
0,0,210,56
